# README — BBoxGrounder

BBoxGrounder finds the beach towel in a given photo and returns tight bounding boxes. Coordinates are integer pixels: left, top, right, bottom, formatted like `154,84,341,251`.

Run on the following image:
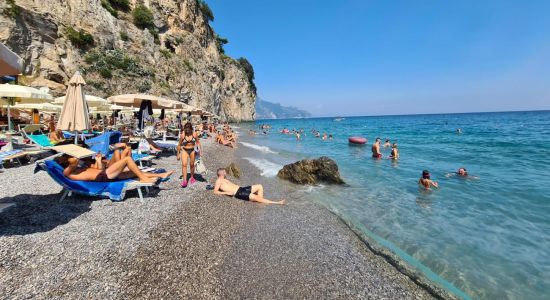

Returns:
36,160,135,201
27,134,55,147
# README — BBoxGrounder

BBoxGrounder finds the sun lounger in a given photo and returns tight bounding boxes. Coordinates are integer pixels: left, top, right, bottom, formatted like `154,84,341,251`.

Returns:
0,150,25,169
35,160,157,201
21,124,54,149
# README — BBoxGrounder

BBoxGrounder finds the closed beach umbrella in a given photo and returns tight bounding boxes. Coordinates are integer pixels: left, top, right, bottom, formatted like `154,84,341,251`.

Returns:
0,42,23,76
57,71,90,142
0,83,53,131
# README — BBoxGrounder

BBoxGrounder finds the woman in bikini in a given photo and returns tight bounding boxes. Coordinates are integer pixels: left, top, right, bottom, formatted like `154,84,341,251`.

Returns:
177,122,202,187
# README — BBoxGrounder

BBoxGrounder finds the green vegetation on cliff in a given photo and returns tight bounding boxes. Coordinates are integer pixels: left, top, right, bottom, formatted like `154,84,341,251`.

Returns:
65,27,94,49
198,0,214,22
3,0,19,19
133,5,155,29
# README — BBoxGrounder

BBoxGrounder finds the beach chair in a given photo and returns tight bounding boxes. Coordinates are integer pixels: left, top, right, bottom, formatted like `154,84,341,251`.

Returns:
0,149,26,170
20,124,55,149
35,160,157,201
84,132,154,167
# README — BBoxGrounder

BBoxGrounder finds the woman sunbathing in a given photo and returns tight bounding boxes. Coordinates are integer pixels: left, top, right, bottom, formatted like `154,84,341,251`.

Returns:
56,155,173,183
48,121,65,144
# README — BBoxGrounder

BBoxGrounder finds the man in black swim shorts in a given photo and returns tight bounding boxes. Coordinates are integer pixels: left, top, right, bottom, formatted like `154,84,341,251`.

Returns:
213,169,285,205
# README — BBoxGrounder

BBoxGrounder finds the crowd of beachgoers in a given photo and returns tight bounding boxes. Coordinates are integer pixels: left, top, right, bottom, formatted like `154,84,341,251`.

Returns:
1,110,287,205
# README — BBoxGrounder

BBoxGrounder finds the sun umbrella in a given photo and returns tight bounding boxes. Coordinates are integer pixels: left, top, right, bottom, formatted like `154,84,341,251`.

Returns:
107,94,186,109
55,94,108,107
0,83,53,131
0,43,23,76
57,71,90,143
12,102,62,112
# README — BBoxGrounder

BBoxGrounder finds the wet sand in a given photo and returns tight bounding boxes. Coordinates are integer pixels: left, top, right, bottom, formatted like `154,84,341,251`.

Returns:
0,139,440,299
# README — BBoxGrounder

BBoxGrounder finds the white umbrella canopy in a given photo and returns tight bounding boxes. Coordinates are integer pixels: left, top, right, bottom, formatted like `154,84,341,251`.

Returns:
55,94,108,107
0,84,53,103
0,83,53,131
57,71,91,133
0,43,23,76
12,102,62,112
107,94,186,109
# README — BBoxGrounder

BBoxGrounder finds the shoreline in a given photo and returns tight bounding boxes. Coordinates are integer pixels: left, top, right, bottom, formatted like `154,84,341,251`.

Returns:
1,138,440,299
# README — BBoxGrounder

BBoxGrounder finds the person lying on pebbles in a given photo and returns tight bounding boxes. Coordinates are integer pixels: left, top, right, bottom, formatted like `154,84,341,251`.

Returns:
56,155,174,184
213,168,286,205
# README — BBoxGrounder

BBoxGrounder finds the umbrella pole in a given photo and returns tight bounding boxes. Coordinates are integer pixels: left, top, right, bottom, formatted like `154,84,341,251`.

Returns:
74,131,78,144
7,105,11,132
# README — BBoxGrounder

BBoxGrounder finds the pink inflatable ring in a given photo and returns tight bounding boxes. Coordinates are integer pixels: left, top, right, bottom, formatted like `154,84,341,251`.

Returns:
348,136,367,145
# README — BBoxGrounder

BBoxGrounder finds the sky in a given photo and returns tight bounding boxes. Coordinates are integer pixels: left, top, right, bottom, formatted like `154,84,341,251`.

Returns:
208,0,550,117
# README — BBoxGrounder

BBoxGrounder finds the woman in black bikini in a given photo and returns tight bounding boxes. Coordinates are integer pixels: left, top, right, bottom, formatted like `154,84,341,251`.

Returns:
177,122,202,187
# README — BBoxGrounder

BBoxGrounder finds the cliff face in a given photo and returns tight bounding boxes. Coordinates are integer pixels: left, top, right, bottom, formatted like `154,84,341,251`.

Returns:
0,0,256,121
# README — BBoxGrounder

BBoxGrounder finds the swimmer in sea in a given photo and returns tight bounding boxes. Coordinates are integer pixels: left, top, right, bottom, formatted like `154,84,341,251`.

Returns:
383,139,391,148
456,128,462,134
419,170,438,190
296,132,301,140
389,143,399,159
446,167,478,179
372,137,382,158
322,133,328,140
329,134,333,140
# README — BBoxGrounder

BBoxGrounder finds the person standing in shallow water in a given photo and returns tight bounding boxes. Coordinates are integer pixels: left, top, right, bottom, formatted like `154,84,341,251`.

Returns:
177,122,202,188
419,170,438,190
372,137,382,158
389,143,399,159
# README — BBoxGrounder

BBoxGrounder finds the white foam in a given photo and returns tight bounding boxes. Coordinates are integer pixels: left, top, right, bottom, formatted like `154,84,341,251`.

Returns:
243,157,282,177
240,141,278,154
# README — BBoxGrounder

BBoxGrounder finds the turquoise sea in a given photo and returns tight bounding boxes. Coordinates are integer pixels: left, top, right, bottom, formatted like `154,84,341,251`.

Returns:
236,111,550,299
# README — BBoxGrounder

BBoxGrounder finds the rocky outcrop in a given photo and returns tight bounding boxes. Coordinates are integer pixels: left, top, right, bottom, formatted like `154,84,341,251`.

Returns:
0,0,256,121
225,162,241,178
277,156,345,185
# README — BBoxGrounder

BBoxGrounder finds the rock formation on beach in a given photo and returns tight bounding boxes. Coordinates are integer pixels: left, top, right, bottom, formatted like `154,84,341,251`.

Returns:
277,156,345,185
0,0,256,121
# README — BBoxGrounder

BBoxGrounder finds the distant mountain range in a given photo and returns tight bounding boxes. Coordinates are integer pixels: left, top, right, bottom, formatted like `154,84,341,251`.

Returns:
255,99,311,120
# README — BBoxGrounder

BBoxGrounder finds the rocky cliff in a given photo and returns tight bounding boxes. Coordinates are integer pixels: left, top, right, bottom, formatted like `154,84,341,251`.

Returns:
255,98,311,120
0,0,256,121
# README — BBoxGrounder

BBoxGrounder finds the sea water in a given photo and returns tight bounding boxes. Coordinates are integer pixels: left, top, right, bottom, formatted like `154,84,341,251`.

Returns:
236,111,550,300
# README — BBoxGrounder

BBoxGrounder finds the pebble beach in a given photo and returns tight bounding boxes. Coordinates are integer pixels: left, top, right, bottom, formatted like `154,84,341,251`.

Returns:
0,139,437,299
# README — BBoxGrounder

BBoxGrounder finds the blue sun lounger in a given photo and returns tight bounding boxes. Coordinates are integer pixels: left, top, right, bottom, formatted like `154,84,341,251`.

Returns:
35,160,156,201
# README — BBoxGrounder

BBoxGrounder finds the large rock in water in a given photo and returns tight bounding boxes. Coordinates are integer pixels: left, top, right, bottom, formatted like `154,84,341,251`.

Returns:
277,156,345,185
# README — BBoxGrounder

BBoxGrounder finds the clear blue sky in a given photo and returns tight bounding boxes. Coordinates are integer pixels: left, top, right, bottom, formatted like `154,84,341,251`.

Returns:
208,0,550,117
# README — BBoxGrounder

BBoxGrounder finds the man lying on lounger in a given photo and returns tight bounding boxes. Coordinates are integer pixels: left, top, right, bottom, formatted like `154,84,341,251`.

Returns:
213,168,285,205
56,154,173,183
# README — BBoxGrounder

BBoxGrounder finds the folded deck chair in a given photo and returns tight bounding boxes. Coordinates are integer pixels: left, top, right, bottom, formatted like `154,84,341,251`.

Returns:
35,160,156,201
